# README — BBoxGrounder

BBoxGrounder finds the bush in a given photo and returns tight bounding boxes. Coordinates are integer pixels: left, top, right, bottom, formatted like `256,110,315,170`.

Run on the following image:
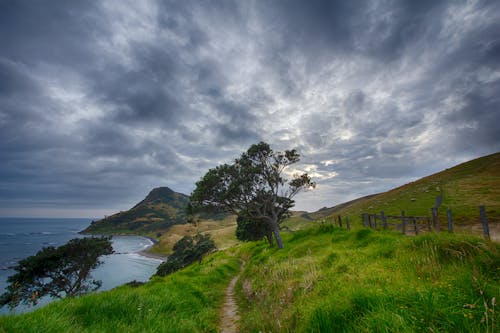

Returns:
156,234,216,277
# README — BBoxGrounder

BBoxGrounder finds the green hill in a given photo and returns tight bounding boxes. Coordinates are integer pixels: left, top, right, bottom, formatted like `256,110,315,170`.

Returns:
304,152,500,227
2,228,498,332
82,187,189,235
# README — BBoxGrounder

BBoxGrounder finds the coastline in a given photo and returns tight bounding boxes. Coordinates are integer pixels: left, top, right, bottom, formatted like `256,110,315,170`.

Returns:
138,236,167,261
138,248,167,261
81,230,168,261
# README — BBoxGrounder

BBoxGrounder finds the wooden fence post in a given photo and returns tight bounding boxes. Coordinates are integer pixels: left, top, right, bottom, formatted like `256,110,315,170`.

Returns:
362,213,367,227
479,206,490,240
401,210,406,235
338,215,342,228
346,216,350,231
431,207,440,232
413,218,419,235
368,214,372,228
381,211,387,230
447,208,453,233
373,214,378,228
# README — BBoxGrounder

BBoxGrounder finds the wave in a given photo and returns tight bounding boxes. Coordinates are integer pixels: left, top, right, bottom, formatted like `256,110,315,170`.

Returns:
128,252,163,263
21,231,57,236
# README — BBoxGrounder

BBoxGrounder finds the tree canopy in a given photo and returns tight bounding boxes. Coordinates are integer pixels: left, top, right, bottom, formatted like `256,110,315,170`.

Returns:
189,142,315,248
0,237,113,309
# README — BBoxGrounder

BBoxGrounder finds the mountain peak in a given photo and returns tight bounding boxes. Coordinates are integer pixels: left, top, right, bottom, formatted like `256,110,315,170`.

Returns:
140,187,178,204
82,186,189,235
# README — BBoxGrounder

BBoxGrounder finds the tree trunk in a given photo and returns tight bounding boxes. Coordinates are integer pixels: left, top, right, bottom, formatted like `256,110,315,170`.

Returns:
270,219,284,249
265,233,274,247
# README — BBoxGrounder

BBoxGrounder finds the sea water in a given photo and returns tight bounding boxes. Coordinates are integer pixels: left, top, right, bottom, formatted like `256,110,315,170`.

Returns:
0,218,162,315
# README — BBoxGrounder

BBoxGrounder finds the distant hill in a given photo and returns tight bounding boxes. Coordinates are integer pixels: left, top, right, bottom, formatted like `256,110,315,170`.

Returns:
82,187,189,235
292,152,500,226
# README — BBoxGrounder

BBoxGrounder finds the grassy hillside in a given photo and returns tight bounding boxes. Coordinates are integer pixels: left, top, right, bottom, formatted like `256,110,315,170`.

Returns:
305,152,500,228
149,214,239,255
236,226,499,332
2,226,498,332
0,252,239,333
82,187,189,235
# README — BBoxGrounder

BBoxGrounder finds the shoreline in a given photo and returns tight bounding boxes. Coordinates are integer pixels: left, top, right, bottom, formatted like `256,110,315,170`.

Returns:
137,248,167,261
138,236,168,261
82,231,168,261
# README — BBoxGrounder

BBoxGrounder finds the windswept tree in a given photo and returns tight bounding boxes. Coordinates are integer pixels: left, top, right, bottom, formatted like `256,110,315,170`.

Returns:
189,142,315,248
0,237,113,309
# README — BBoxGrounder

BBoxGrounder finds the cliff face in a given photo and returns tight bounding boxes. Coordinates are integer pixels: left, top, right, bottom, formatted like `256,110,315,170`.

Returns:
82,187,189,235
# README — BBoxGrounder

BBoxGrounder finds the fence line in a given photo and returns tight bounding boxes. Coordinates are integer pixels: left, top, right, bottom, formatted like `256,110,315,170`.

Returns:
328,205,492,240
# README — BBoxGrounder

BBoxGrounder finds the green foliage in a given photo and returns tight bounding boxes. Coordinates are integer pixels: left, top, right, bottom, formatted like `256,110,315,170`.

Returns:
0,252,239,333
190,141,315,248
235,226,500,332
0,237,113,309
236,213,272,242
156,234,216,277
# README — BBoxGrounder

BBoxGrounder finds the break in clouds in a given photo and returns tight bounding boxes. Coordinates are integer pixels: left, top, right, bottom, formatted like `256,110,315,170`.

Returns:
1,0,500,217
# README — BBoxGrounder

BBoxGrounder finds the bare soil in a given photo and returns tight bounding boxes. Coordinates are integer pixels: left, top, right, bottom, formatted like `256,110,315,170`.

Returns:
220,265,243,333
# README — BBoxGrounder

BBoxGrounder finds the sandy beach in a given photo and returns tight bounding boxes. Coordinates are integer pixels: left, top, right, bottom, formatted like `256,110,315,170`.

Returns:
137,236,167,261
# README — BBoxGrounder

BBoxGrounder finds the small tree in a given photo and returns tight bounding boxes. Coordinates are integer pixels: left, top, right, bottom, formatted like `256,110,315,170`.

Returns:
0,237,113,309
156,233,216,277
190,142,315,249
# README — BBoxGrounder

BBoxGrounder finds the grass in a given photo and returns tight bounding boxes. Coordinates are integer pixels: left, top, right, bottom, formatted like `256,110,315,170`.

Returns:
0,251,239,333
150,215,239,255
304,152,500,229
235,226,500,332
1,224,498,332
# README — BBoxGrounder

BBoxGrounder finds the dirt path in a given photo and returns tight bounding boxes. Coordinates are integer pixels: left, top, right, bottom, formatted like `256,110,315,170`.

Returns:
220,265,243,333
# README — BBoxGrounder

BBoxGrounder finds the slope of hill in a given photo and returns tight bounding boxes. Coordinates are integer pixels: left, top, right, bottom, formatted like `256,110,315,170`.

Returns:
308,152,500,227
149,214,239,255
2,226,498,332
82,187,189,235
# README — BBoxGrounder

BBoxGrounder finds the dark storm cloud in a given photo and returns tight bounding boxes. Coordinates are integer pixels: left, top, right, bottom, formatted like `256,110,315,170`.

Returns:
255,0,356,54
444,81,500,151
0,59,38,96
0,0,499,216
0,0,107,66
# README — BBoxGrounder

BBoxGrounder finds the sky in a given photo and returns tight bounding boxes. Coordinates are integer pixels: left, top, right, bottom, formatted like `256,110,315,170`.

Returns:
1,0,500,218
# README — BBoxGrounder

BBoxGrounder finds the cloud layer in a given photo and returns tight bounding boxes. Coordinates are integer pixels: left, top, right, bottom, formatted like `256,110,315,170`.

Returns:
1,0,499,217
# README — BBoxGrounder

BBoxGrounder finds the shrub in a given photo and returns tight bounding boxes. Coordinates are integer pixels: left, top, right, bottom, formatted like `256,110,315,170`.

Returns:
156,234,216,277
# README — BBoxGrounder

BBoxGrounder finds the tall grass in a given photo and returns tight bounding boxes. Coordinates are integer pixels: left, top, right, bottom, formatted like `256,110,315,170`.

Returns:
0,252,239,333
2,224,498,332
235,227,500,332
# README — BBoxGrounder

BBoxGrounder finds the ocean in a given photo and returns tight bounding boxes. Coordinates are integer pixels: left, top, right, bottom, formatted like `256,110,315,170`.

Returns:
0,217,162,315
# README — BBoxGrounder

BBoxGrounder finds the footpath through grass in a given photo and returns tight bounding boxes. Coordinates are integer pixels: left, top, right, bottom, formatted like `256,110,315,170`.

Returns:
236,225,500,332
0,251,239,333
